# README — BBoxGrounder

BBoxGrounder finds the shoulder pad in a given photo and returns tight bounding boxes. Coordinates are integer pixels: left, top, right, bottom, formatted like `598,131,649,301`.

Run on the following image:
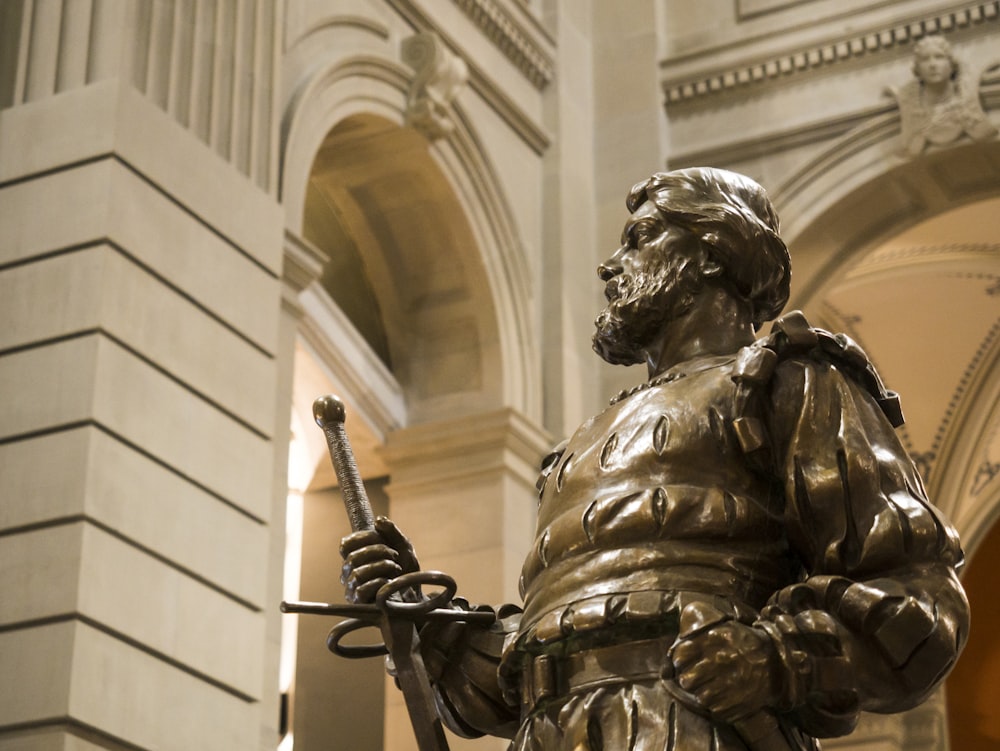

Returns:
733,310,904,428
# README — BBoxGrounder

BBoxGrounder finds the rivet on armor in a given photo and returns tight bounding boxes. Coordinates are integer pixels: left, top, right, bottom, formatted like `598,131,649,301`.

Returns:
708,407,727,442
537,529,551,567
556,452,574,492
652,488,668,528
652,414,670,455
582,499,599,544
600,433,618,469
723,491,738,529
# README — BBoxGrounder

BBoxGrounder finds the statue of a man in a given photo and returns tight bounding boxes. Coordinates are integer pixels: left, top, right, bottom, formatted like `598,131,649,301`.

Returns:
341,168,968,750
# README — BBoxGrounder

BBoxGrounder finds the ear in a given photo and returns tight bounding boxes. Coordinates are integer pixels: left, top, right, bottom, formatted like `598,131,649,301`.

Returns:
701,259,724,278
698,246,724,278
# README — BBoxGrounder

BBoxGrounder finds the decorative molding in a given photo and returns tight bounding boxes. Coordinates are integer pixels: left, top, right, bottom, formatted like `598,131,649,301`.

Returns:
282,230,327,317
297,14,391,42
401,31,469,140
929,314,1000,475
450,0,554,89
849,242,1000,274
667,101,894,168
737,0,822,20
385,0,551,154
382,406,552,494
972,456,1000,494
662,1,1000,105
283,230,326,296
298,285,407,438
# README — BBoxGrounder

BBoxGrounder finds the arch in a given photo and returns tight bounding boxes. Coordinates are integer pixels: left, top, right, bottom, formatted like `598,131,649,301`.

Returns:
281,53,539,424
774,134,1000,312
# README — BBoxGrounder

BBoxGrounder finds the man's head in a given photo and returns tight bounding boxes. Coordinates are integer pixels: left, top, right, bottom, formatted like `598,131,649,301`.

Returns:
593,167,791,366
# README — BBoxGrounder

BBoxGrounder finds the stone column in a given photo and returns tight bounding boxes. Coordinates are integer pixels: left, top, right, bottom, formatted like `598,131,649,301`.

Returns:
0,3,285,749
380,409,551,751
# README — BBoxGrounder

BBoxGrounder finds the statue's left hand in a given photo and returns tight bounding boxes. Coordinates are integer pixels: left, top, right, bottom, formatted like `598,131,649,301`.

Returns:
670,621,781,722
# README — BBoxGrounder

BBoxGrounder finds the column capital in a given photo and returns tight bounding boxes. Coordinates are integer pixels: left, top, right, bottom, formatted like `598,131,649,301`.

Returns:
282,230,326,317
383,408,552,496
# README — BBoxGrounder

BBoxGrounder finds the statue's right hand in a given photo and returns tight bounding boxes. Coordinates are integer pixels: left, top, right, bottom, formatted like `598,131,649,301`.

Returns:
339,517,420,604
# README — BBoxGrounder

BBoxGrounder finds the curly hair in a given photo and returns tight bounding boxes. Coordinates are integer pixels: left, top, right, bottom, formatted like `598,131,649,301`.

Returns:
912,36,958,82
626,167,791,329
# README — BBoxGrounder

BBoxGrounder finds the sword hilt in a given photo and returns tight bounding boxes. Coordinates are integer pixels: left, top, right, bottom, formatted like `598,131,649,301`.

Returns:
313,395,374,532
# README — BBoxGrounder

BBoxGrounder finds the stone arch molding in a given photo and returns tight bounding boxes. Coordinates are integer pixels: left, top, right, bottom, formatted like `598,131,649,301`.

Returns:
775,123,1000,310
281,46,539,432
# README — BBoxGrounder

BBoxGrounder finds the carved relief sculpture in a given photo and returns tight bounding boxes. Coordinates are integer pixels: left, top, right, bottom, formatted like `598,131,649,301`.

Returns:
290,168,969,751
402,32,469,141
889,35,997,156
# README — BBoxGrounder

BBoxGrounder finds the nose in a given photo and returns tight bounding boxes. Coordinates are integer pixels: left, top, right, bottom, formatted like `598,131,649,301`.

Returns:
598,248,625,281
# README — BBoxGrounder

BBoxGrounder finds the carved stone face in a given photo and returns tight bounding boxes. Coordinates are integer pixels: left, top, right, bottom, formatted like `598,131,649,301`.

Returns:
914,47,955,85
592,202,703,366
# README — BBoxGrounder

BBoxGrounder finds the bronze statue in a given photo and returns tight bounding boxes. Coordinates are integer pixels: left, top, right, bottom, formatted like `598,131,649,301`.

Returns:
334,167,969,750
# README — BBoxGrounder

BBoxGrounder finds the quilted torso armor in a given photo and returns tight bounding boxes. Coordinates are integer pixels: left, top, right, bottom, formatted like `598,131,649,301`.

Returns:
517,354,797,650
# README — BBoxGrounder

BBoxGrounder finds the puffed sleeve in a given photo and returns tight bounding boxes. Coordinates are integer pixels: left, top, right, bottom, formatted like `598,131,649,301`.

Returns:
758,357,968,737
414,600,522,739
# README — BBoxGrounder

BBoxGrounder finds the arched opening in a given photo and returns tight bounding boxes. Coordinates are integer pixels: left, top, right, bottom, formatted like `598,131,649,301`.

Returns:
303,113,504,417
281,111,513,751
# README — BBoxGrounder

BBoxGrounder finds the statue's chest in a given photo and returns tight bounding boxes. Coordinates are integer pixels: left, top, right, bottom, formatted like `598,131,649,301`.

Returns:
537,367,744,530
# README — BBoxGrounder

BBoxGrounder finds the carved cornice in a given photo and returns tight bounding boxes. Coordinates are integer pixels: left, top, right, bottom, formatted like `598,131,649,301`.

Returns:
450,0,554,89
667,102,894,169
662,1,1000,104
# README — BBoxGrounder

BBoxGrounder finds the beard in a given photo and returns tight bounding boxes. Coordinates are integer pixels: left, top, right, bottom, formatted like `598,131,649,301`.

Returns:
592,252,702,366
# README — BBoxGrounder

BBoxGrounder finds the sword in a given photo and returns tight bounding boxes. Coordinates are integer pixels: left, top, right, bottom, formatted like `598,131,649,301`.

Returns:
282,395,493,751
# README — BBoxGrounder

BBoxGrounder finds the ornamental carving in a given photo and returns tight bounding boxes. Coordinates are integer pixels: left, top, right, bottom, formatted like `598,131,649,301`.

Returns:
888,36,997,156
402,32,469,141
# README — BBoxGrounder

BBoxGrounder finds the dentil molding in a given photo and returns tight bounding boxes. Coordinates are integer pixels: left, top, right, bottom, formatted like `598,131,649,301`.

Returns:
662,1,1000,105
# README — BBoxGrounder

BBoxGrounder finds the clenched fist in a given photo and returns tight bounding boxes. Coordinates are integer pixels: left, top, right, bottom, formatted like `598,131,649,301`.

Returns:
670,620,782,722
340,517,420,604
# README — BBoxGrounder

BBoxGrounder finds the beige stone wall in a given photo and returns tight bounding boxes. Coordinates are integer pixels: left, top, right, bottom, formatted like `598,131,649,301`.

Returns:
0,2,288,748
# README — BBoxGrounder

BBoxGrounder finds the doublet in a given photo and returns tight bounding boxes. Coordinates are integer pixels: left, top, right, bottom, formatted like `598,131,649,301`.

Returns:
420,319,968,751
516,355,792,649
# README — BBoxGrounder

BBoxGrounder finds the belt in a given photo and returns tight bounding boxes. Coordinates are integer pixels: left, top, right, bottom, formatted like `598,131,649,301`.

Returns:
519,633,677,715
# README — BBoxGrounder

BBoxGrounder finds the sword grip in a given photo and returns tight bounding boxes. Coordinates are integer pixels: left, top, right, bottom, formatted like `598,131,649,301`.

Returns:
313,395,375,533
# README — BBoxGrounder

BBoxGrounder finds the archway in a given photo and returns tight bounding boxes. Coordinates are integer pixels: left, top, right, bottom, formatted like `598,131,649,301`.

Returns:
302,113,504,420
282,106,516,750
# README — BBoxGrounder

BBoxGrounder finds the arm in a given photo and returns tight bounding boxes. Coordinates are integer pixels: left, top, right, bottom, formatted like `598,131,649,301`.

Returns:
758,357,967,736
670,354,968,738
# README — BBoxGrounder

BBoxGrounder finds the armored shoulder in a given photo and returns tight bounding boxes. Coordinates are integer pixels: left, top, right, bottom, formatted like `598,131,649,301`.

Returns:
728,311,903,461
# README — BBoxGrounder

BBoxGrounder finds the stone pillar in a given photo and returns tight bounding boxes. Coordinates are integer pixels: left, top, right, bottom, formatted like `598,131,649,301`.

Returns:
0,4,285,749
380,409,551,751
